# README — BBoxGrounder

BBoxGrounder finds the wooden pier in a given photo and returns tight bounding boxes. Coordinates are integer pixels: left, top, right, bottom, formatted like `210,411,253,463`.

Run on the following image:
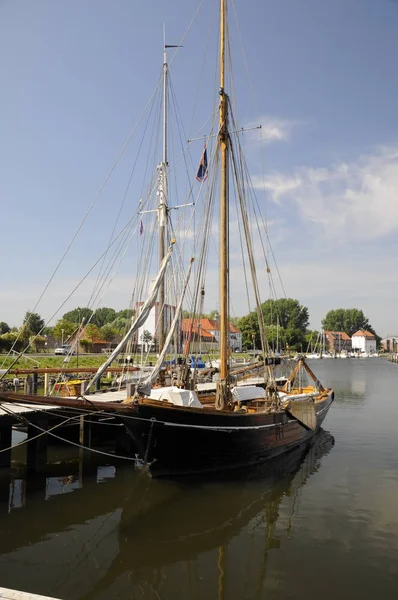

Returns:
0,388,133,473
0,587,61,599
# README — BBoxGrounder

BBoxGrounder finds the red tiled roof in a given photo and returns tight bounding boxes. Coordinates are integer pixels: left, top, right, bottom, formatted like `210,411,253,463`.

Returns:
352,329,375,338
324,331,351,341
181,319,217,340
181,318,241,335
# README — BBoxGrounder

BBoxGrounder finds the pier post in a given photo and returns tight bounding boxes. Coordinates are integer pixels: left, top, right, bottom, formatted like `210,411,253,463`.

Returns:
79,415,85,446
78,414,92,485
43,372,50,396
0,422,12,468
26,418,48,474
24,374,33,395
0,473,11,511
32,367,38,395
115,424,133,456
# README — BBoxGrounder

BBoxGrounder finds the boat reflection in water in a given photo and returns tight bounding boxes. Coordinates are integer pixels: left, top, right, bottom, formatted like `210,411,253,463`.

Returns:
0,430,334,599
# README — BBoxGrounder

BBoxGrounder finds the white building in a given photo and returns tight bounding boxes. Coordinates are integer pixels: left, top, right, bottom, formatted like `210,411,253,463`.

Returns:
202,318,242,352
136,302,178,351
351,330,377,354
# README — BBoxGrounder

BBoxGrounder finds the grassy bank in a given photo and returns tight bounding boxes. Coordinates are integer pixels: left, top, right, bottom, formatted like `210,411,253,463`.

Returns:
0,352,251,378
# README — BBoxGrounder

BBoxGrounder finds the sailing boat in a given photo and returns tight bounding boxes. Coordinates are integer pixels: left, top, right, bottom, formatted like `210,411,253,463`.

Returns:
0,0,334,477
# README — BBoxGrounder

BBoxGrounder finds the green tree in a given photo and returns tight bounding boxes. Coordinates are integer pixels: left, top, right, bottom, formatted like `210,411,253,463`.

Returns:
284,328,306,351
322,308,376,337
237,299,309,352
92,307,116,328
237,312,260,350
52,319,77,342
29,334,46,353
100,324,119,341
84,324,104,342
62,307,93,325
110,316,129,333
23,311,45,336
305,330,320,350
261,298,309,331
115,308,134,320
0,331,23,352
0,322,10,334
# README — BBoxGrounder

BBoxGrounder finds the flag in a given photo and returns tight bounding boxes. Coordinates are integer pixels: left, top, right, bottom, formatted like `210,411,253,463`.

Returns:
139,219,144,236
196,144,208,182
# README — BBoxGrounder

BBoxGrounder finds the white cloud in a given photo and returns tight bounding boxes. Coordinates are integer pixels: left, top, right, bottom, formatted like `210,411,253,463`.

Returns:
254,147,398,241
252,174,301,201
246,116,297,143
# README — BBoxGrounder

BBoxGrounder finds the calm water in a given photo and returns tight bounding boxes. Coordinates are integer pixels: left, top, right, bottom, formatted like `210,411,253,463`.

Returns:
0,358,398,599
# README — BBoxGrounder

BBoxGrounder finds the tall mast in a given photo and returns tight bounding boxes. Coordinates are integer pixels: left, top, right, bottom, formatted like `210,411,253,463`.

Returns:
158,35,168,352
216,0,229,409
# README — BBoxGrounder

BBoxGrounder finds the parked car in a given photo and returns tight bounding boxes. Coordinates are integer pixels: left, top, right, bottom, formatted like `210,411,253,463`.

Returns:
55,344,75,355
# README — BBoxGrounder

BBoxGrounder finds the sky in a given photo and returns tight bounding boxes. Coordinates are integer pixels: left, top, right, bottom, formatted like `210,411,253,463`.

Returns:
1,0,398,336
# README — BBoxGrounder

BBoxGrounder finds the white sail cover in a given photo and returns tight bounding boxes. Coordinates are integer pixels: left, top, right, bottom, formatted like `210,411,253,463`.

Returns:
85,242,175,391
138,257,194,393
149,386,203,408
231,386,265,402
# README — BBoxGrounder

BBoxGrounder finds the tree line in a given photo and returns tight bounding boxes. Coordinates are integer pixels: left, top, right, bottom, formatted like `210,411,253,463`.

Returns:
0,302,379,353
236,302,379,351
0,307,134,353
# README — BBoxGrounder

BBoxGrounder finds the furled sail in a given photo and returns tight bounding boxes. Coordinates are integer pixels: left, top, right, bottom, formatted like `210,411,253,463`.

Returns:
85,241,175,392
138,257,194,395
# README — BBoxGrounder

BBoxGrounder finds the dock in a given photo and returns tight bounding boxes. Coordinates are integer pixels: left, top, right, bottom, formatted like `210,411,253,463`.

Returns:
0,388,132,473
0,587,60,599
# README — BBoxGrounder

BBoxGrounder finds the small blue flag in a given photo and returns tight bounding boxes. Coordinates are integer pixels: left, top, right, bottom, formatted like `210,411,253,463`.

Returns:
139,219,144,236
196,144,208,182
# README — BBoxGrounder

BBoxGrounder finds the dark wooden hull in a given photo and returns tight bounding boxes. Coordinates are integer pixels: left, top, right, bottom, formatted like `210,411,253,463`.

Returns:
120,391,334,477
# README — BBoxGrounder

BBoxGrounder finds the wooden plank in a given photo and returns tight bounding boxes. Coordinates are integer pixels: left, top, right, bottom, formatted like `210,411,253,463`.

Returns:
5,367,139,375
0,587,60,599
0,403,59,418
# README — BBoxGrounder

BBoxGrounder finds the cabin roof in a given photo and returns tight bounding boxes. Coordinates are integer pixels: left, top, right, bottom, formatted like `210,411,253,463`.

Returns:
352,329,375,338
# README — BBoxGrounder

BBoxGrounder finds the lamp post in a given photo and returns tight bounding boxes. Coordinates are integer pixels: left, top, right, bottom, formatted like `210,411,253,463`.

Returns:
61,328,64,346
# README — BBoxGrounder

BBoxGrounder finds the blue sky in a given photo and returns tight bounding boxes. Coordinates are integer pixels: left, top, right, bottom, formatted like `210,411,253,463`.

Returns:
1,0,398,336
